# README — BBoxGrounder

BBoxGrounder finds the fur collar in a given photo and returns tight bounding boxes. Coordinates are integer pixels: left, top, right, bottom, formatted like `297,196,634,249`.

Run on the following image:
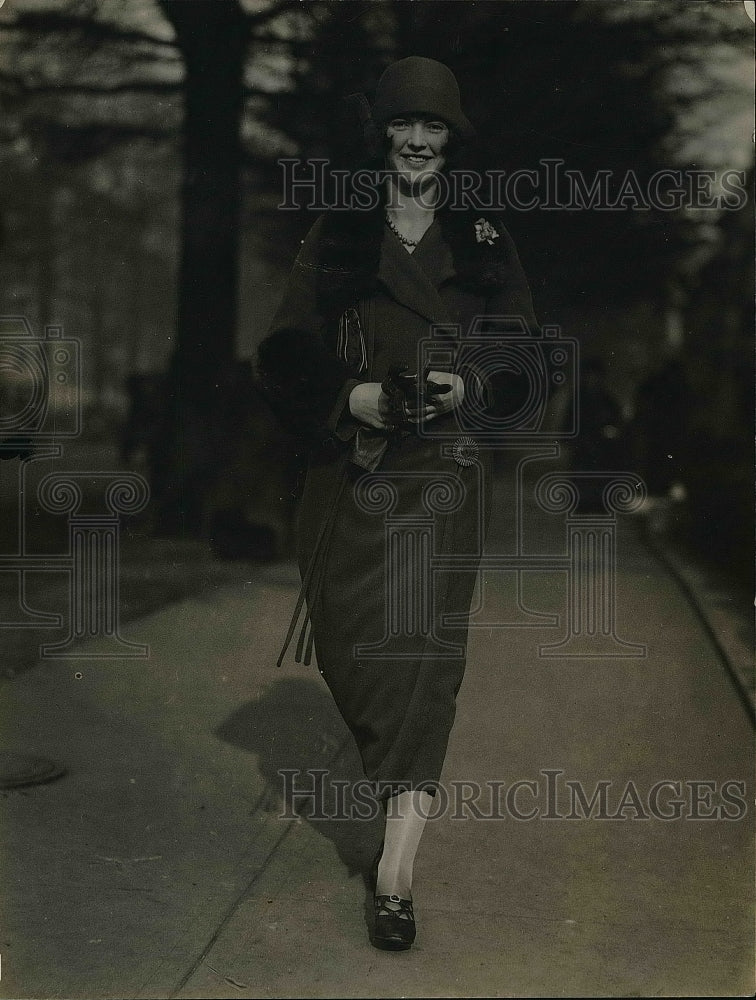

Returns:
313,196,512,319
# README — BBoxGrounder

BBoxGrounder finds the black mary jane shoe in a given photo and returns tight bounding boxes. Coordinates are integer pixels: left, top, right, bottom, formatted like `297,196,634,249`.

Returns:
372,893,416,951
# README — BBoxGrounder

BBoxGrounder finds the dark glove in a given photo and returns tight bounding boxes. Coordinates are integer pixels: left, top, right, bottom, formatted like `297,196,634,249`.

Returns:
380,366,453,429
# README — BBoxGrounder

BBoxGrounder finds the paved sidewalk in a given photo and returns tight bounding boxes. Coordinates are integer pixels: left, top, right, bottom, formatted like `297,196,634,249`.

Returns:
643,527,754,718
0,481,753,998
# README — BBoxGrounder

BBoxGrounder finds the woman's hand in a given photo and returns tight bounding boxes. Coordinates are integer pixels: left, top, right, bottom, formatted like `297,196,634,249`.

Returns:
348,372,465,429
424,371,464,421
348,382,391,429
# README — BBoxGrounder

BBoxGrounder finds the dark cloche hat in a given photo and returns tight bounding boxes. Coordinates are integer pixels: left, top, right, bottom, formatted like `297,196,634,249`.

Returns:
371,56,475,138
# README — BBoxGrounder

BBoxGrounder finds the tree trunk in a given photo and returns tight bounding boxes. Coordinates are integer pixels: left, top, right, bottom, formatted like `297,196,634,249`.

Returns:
156,0,247,535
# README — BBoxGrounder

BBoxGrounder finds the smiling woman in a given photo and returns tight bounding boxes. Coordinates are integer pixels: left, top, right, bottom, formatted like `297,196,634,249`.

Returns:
257,55,540,953
384,116,450,246
387,118,449,181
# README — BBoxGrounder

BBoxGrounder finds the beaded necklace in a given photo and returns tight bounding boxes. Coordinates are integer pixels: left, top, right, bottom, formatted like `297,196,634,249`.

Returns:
384,212,421,248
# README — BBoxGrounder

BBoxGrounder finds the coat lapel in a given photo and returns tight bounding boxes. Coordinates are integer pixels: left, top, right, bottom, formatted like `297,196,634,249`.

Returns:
315,203,515,323
377,223,456,326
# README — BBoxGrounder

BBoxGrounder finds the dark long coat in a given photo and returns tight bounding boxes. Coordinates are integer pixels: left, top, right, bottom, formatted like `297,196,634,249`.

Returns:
258,200,539,798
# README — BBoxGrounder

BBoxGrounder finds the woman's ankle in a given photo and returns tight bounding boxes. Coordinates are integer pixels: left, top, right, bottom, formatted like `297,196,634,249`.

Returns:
376,858,413,898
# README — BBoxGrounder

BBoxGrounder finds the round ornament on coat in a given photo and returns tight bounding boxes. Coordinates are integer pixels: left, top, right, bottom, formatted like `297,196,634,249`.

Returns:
452,435,479,468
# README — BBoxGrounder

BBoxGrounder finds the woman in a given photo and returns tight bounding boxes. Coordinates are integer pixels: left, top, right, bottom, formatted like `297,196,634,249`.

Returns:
258,56,540,950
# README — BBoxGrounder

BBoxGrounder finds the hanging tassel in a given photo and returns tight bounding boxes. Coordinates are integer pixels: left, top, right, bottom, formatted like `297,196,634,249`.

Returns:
276,467,349,668
295,610,311,664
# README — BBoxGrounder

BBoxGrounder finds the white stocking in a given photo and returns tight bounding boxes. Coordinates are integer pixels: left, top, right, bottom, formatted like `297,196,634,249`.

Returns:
376,789,433,898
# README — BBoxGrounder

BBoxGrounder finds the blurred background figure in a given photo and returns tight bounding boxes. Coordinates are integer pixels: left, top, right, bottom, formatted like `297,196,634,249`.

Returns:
120,373,165,469
565,357,624,512
630,356,691,500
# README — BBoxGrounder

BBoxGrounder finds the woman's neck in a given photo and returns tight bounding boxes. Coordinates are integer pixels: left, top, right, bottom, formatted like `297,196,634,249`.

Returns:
385,180,438,222
384,179,438,252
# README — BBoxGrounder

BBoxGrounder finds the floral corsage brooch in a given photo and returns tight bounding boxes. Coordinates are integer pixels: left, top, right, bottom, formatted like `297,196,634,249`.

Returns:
474,218,500,245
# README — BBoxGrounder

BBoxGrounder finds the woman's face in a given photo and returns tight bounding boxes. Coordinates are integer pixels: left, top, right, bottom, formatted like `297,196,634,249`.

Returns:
385,116,450,195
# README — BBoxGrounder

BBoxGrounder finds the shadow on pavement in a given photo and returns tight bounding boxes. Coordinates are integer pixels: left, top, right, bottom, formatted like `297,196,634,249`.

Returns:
215,676,382,880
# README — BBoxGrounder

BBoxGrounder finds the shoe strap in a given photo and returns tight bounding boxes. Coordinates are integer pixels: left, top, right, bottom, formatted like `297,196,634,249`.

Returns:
375,894,414,919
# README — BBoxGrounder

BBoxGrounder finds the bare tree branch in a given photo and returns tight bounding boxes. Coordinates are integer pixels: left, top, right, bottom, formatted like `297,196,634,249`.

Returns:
0,70,182,96
0,69,281,101
1,11,177,49
244,0,304,29
28,117,173,148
